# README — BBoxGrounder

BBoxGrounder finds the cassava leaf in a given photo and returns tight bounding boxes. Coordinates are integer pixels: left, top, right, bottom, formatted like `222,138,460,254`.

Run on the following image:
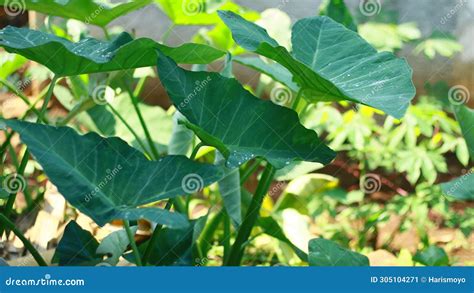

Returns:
453,104,474,159
219,11,415,119
0,26,225,76
0,0,152,27
4,119,224,227
441,172,474,201
53,220,101,266
319,0,357,32
308,238,369,266
157,52,336,169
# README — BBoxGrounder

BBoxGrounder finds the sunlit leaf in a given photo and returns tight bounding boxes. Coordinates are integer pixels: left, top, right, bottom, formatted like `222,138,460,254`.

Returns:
258,216,307,262
0,52,27,79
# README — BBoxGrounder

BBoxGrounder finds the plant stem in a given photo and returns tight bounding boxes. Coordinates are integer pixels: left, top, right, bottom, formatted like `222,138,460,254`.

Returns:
0,78,48,123
222,211,231,263
190,142,204,160
124,220,143,266
123,81,160,160
141,200,173,265
225,163,276,266
0,90,50,158
39,76,60,117
0,76,59,236
107,103,152,159
101,26,110,40
240,159,262,185
160,24,175,44
0,213,48,266
291,89,304,110
133,76,148,97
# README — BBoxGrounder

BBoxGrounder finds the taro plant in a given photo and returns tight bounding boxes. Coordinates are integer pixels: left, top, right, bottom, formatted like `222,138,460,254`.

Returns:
0,1,419,267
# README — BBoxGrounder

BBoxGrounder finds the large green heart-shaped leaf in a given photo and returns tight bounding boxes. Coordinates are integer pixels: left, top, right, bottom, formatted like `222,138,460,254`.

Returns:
219,11,415,119
0,27,225,76
0,0,152,27
52,220,102,266
157,52,336,169
4,119,223,227
441,172,473,201
453,105,474,159
308,238,369,266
